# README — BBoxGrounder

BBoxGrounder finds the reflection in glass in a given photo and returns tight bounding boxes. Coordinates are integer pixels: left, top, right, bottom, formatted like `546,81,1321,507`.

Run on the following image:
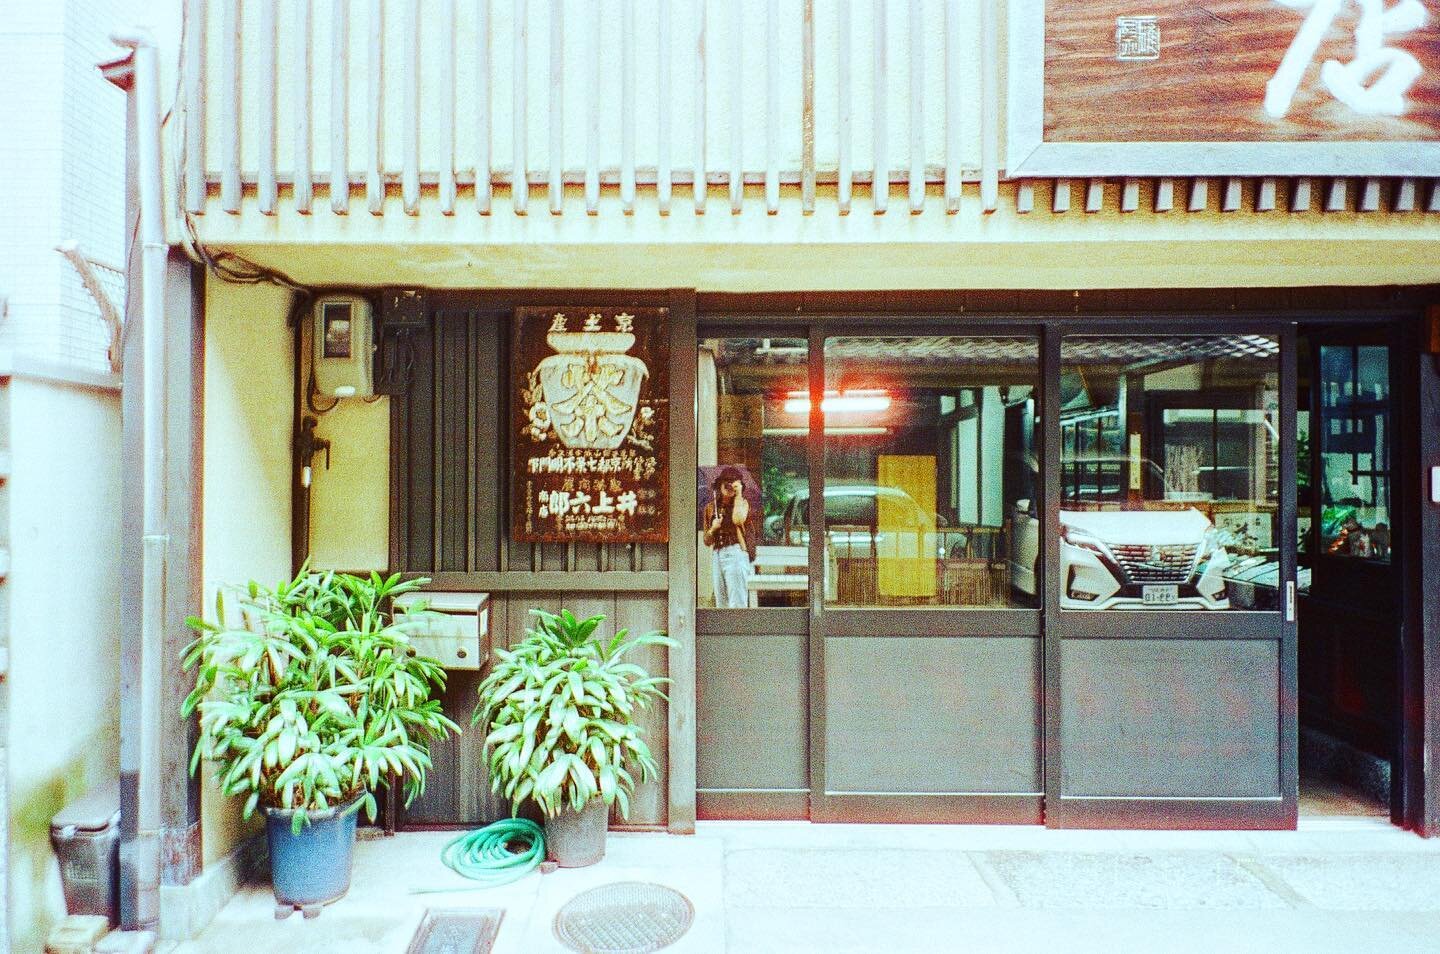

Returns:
1054,335,1280,612
820,336,1039,608
1317,345,1390,563
696,338,811,608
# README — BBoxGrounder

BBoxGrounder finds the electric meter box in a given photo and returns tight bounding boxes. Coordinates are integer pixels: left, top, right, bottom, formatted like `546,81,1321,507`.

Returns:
313,296,374,399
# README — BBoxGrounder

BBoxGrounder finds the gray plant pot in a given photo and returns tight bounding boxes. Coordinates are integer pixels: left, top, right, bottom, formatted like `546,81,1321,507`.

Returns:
544,799,608,868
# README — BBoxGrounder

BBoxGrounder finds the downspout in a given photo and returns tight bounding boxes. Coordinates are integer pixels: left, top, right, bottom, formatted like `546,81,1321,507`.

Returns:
111,28,166,931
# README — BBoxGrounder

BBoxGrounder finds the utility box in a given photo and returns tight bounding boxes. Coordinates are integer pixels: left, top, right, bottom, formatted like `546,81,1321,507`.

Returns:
50,781,120,923
312,295,374,398
394,592,489,670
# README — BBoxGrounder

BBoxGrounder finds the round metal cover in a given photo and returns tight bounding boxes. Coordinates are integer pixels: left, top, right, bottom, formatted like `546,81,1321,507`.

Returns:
553,881,694,954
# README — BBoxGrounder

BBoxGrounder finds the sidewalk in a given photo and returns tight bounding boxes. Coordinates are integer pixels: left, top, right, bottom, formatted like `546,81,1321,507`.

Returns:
167,817,1440,953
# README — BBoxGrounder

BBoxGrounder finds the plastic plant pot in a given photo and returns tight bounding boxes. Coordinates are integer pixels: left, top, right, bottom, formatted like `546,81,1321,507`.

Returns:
264,798,361,915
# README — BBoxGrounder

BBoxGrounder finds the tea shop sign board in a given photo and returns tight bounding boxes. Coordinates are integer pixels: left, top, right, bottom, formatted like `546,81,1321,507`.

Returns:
511,307,669,544
1007,0,1440,175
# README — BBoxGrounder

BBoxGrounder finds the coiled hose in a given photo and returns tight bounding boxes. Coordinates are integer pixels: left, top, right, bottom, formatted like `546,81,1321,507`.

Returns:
431,817,546,888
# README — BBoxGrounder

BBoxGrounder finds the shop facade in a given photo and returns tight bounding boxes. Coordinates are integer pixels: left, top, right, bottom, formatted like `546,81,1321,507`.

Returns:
110,0,1440,936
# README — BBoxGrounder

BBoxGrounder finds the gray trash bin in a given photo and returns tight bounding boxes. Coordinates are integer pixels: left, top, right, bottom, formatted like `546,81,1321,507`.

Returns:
50,780,120,922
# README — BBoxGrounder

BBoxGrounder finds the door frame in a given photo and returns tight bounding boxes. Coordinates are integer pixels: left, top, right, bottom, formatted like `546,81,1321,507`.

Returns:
691,306,1437,830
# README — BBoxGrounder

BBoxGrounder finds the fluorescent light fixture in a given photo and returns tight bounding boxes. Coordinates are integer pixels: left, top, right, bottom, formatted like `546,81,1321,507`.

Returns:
762,427,890,436
782,389,891,415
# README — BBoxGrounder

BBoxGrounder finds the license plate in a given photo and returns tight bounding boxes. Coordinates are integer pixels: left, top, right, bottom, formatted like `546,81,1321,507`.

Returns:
1142,585,1178,605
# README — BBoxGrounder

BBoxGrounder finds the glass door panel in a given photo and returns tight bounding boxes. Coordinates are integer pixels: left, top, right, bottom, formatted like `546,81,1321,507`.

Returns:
1055,335,1281,612
821,336,1039,608
1048,331,1295,830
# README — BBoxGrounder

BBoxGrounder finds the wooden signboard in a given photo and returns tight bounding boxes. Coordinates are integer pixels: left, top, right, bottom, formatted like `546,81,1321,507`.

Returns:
1008,0,1440,175
511,307,669,543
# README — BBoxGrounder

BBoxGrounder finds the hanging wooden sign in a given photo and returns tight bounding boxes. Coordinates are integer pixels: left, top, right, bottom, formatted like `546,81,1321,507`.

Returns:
511,307,670,543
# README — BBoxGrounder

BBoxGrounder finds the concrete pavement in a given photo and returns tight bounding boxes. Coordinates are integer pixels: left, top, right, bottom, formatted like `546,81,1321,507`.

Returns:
163,817,1440,953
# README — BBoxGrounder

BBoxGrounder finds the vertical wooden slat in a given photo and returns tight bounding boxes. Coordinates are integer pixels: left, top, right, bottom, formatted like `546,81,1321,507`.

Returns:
402,0,422,215
257,0,278,214
765,0,780,214
657,0,672,213
513,0,530,214
329,0,349,213
621,0,637,213
182,0,205,214
907,0,924,213
475,0,492,214
291,1,314,213
1052,177,1070,213
801,0,815,214
1154,177,1174,212
871,0,887,214
549,0,564,215
1257,177,1277,212
1016,181,1033,213
730,0,744,214
1222,177,1242,212
1120,178,1139,212
1188,177,1208,212
1395,177,1417,212
438,0,457,214
1084,178,1103,212
1325,177,1347,212
1291,177,1311,211
943,0,961,213
367,0,385,214
1360,177,1381,212
694,0,707,212
220,0,241,213
1427,179,1440,212
979,0,998,211
837,0,852,214
586,0,602,214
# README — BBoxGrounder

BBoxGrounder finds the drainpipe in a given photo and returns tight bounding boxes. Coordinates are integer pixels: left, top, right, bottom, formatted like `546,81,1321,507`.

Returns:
111,28,165,931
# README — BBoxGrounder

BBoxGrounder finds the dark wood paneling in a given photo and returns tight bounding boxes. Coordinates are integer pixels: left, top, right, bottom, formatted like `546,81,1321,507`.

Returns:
391,301,677,829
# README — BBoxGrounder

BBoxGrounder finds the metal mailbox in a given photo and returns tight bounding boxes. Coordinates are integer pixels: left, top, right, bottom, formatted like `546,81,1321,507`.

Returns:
394,592,489,671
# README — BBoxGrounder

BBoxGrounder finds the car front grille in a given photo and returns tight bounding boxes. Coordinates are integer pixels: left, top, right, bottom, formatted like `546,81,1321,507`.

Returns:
1108,543,1200,584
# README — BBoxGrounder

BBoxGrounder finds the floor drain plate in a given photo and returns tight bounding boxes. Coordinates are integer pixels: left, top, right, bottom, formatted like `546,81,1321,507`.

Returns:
405,907,505,954
554,881,694,953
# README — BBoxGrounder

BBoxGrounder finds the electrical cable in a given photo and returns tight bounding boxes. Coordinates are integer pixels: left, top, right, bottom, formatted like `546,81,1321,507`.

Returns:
410,817,545,892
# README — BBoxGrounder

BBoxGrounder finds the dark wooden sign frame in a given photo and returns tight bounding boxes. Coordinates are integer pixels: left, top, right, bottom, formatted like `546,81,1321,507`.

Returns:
510,306,670,544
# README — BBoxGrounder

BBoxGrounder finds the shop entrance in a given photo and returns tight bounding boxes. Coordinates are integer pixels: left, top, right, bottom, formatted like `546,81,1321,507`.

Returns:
1295,326,1404,822
695,319,1300,828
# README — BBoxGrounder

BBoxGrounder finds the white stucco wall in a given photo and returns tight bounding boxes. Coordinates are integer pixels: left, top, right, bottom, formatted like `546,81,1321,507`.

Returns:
199,279,294,865
4,376,122,953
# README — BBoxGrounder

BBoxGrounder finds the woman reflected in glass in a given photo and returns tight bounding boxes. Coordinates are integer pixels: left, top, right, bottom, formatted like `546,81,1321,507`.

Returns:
704,467,753,608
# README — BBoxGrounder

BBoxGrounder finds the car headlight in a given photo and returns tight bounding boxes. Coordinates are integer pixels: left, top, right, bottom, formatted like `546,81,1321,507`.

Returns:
1061,524,1109,557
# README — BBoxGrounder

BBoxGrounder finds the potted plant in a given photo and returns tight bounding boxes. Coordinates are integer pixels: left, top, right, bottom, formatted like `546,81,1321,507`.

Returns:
183,569,459,916
474,609,673,867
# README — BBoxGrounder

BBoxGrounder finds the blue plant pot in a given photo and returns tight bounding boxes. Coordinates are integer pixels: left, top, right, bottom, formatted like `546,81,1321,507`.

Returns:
264,798,360,908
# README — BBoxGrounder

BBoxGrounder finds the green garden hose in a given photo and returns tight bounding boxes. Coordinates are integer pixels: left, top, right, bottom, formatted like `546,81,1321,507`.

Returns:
424,817,546,889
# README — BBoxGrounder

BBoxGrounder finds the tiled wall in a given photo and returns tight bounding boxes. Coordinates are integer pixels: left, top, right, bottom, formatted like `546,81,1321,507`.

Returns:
0,0,131,374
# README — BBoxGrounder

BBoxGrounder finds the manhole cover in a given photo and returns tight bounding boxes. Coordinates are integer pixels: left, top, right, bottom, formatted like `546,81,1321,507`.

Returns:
553,881,694,953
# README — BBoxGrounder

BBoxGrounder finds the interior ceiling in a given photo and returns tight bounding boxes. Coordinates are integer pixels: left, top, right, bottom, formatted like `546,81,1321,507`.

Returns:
714,334,1279,369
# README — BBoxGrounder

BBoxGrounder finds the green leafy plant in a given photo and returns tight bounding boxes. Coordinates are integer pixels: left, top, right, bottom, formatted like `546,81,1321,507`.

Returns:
182,569,460,833
474,609,674,819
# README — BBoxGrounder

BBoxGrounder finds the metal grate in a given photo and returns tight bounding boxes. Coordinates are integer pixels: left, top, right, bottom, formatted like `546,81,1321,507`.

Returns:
405,908,504,954
554,881,694,954
1110,543,1200,584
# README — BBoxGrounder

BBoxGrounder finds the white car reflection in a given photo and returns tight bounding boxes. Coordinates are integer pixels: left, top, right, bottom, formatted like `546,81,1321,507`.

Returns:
1010,503,1231,610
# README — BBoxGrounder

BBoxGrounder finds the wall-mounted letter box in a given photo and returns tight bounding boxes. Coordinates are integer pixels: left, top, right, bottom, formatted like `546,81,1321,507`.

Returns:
393,592,489,671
